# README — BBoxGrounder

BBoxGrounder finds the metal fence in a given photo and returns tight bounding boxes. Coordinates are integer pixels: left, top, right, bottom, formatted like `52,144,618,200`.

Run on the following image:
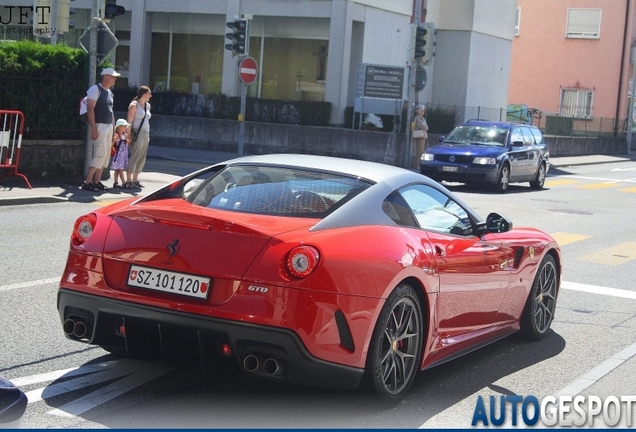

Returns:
425,103,629,138
0,75,89,140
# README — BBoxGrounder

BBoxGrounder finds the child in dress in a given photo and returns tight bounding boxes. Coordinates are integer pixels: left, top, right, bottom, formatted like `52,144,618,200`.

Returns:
111,119,131,189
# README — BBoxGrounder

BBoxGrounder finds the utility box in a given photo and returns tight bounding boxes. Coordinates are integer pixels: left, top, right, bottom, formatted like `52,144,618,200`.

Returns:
545,116,573,136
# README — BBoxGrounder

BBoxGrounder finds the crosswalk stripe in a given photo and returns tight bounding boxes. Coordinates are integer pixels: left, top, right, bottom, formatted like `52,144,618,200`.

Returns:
578,242,636,266
47,361,172,418
577,182,619,189
548,232,591,246
544,179,580,186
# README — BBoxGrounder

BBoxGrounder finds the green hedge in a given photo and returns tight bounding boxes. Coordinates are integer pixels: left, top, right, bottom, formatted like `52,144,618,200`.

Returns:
0,40,89,139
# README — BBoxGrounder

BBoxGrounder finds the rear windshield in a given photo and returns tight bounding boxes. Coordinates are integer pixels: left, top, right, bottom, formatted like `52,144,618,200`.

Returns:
445,125,508,147
186,165,371,216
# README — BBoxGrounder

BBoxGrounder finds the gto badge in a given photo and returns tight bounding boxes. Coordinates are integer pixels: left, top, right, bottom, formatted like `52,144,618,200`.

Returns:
528,246,535,260
248,285,269,293
167,239,181,258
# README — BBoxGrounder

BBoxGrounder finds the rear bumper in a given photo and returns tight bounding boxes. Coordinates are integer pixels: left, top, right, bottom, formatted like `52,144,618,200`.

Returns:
57,289,364,390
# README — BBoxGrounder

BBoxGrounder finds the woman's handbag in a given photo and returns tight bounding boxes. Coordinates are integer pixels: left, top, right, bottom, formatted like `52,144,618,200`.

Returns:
412,129,425,138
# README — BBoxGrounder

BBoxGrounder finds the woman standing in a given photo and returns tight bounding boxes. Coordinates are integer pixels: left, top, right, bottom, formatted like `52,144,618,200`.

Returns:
125,86,152,189
413,105,429,167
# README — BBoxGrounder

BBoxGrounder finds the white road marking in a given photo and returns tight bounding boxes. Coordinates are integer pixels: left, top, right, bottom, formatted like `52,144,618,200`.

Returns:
0,277,59,292
48,362,171,418
11,361,118,387
27,369,125,404
561,280,636,300
555,341,636,397
11,359,171,419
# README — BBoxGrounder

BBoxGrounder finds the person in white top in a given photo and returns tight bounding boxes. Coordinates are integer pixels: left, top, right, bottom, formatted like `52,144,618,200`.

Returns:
81,67,120,192
125,86,152,189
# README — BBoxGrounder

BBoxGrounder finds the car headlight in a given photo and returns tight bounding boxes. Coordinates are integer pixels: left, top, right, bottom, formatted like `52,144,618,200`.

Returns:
473,157,496,165
421,153,434,161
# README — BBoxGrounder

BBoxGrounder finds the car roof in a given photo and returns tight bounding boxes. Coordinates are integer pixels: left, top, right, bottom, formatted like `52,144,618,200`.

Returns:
222,153,421,185
210,154,478,231
463,120,534,128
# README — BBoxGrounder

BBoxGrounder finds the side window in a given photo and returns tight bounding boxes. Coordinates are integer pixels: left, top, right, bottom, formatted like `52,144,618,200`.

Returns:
520,127,536,145
510,127,524,145
382,192,418,227
530,127,545,145
398,184,473,236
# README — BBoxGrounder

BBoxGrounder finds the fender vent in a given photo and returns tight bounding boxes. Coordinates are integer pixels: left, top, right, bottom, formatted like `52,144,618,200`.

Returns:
334,310,355,352
513,247,524,268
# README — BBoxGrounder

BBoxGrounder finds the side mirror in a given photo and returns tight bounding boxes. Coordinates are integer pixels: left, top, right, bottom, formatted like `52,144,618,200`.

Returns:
512,140,524,147
439,135,445,142
486,212,512,233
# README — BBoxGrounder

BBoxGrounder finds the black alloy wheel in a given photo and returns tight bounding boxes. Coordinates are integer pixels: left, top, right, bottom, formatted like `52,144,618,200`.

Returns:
520,254,558,340
365,284,423,405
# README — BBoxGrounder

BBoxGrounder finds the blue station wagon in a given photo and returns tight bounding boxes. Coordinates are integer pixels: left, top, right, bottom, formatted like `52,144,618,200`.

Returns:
419,120,550,192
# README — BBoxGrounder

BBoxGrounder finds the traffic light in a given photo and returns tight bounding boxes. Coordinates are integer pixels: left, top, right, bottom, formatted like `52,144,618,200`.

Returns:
412,23,436,63
104,0,125,20
225,18,249,56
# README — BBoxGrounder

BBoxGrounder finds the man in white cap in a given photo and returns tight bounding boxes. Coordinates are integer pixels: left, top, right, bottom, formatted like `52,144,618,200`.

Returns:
81,67,121,192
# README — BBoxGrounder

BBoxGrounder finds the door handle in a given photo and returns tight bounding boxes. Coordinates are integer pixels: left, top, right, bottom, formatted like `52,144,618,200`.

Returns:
435,245,446,257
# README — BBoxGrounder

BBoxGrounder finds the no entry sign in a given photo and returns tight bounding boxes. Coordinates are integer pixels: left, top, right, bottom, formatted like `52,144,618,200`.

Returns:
239,57,258,85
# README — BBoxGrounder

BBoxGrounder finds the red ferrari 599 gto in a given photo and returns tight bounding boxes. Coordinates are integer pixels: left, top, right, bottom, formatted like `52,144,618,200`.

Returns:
58,154,561,404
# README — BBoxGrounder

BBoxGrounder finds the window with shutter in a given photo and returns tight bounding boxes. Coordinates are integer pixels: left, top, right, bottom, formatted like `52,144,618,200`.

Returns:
566,8,601,39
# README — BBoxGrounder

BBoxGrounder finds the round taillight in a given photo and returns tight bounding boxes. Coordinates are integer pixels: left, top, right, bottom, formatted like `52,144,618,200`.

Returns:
286,246,320,278
72,213,97,246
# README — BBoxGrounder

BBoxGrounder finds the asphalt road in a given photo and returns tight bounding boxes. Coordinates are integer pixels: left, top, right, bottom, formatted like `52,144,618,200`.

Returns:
1,157,635,428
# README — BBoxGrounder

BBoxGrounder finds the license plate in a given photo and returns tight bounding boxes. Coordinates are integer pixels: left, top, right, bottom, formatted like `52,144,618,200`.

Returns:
442,166,458,172
127,265,211,300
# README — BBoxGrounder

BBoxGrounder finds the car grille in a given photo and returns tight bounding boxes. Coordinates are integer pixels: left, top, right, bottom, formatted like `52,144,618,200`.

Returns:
435,154,474,164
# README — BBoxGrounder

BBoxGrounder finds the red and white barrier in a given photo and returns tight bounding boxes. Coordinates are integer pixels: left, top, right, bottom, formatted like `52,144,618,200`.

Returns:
0,110,32,189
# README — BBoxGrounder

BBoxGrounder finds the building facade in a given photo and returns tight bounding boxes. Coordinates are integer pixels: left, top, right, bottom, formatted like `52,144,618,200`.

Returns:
1,0,517,125
509,0,636,127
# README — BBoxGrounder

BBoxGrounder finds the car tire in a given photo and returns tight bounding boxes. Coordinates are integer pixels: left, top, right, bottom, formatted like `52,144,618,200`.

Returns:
520,254,558,341
364,284,423,405
530,163,546,189
494,164,510,193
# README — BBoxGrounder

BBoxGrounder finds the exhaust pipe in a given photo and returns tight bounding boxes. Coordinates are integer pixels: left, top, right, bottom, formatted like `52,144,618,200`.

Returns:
63,318,76,335
63,318,90,339
73,320,88,339
263,358,286,376
243,354,260,372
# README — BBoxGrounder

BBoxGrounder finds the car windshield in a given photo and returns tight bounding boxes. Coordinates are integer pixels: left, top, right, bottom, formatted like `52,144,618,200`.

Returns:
444,125,508,147
186,164,372,217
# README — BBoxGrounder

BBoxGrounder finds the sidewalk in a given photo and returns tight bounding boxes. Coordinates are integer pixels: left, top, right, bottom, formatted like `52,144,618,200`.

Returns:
1,149,635,206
